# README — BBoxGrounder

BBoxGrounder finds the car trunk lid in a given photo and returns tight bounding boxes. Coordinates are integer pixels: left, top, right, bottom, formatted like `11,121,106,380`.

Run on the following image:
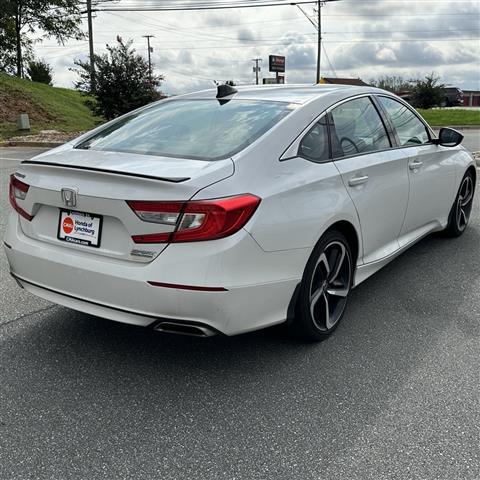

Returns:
14,148,234,262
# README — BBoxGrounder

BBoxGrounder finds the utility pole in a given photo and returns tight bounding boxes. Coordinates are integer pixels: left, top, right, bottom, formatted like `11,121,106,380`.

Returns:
143,35,155,81
252,58,262,85
316,0,322,84
297,1,340,84
86,0,95,91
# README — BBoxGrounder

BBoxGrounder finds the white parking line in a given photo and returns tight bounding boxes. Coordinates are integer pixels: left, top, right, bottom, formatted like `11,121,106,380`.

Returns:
0,157,27,161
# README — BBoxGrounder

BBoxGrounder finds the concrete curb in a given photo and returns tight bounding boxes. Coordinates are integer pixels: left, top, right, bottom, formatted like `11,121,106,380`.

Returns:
0,141,64,148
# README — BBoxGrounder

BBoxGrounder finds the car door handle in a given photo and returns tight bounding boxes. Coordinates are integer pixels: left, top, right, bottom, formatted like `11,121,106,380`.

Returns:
348,175,369,187
409,160,423,171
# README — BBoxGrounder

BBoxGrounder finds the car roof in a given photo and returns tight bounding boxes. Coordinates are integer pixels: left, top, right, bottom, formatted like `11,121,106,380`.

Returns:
178,84,383,105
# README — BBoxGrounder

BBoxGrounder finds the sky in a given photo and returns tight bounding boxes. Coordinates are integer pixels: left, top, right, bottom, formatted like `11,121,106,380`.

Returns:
34,0,480,95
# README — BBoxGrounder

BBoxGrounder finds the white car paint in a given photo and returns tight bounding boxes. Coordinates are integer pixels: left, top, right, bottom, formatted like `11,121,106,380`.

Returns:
4,84,476,336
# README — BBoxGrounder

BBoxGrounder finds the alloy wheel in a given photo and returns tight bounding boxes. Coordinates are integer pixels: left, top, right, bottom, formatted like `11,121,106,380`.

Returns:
309,241,352,331
456,175,474,232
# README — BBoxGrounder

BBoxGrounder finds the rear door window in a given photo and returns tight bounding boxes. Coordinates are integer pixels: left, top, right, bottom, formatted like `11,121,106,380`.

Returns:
378,96,430,146
330,97,390,158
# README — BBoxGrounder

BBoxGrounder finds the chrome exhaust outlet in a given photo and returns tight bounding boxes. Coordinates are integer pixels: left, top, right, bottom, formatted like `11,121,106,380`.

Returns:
153,321,217,337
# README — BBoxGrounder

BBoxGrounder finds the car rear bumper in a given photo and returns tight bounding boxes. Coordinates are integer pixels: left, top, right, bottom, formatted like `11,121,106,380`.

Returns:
5,213,305,335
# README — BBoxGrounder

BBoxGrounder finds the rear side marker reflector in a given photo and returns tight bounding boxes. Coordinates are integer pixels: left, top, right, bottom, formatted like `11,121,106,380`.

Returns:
147,281,228,292
128,194,261,244
132,232,171,244
9,174,33,221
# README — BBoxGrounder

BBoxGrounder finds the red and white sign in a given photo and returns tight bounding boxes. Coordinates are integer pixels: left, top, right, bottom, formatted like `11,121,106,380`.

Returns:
58,210,102,247
269,55,285,73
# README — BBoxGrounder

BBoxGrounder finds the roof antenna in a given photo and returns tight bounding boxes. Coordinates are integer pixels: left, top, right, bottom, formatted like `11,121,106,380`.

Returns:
216,83,238,99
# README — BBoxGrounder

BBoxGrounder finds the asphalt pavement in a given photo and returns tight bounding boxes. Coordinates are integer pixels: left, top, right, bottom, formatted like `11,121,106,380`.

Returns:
461,129,480,153
0,147,479,480
436,129,480,154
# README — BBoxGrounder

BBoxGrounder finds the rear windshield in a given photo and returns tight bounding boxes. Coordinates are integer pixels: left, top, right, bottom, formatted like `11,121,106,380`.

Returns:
75,99,296,160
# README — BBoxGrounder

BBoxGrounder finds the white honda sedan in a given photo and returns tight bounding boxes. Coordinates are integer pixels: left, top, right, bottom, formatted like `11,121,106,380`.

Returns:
5,84,476,340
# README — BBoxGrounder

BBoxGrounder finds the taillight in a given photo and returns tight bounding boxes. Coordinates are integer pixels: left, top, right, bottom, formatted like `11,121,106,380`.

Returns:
9,174,33,221
127,194,261,244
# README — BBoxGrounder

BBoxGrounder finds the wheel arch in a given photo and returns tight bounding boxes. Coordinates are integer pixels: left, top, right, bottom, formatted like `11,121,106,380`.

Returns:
466,164,477,187
286,219,360,324
322,220,360,268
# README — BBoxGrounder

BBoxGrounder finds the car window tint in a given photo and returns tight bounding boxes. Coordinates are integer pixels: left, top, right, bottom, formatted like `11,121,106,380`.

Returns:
330,97,390,158
378,96,430,146
298,118,329,162
76,100,297,161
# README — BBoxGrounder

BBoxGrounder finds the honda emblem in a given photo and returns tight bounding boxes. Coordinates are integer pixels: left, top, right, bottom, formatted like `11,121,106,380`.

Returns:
61,188,77,208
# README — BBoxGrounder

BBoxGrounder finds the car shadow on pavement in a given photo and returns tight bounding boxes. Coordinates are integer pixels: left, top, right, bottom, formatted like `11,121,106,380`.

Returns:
1,219,479,479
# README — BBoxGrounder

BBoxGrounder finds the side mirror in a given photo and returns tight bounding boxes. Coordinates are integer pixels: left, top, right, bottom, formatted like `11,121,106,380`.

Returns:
433,127,463,147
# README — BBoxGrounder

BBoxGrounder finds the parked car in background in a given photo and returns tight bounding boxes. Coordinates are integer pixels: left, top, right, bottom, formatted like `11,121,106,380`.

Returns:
396,86,464,107
440,87,464,107
5,84,476,341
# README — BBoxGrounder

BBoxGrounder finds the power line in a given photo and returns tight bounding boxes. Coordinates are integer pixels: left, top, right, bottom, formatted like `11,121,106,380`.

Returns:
39,36,479,57
93,0,318,12
90,9,480,38
322,43,337,78
116,38,480,50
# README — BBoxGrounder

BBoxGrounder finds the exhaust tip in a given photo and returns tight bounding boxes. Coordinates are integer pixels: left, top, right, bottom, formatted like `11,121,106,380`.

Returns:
153,321,217,338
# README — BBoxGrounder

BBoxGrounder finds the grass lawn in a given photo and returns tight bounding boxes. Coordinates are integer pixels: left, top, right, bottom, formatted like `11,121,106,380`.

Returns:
0,73,103,140
417,108,480,127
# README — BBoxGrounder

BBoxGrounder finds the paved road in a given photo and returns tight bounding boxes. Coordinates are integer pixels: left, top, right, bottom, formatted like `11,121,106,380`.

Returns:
1,148,479,480
440,129,480,154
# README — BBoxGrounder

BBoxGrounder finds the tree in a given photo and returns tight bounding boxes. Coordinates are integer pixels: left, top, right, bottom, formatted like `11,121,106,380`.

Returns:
0,0,84,77
73,37,164,120
369,75,412,93
411,73,444,109
26,58,53,84
0,15,33,74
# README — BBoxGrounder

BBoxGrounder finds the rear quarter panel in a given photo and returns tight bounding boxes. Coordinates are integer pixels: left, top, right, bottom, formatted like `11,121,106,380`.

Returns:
240,158,359,253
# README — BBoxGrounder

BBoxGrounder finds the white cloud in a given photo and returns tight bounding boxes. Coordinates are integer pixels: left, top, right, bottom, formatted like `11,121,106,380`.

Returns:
376,48,397,62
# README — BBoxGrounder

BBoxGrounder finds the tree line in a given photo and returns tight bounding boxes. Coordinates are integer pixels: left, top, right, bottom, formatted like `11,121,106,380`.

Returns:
369,74,451,109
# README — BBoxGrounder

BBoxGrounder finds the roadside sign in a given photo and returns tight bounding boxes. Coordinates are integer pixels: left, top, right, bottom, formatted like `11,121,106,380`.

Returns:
263,75,285,85
269,55,285,73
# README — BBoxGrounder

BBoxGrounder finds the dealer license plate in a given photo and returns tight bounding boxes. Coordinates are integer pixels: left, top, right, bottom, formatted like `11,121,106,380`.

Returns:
57,209,103,248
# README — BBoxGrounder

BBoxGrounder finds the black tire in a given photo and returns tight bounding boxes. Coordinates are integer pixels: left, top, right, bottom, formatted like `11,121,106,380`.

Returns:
445,171,475,237
294,230,353,341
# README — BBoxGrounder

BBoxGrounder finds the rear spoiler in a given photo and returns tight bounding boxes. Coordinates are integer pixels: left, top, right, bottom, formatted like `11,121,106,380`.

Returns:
21,160,190,183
